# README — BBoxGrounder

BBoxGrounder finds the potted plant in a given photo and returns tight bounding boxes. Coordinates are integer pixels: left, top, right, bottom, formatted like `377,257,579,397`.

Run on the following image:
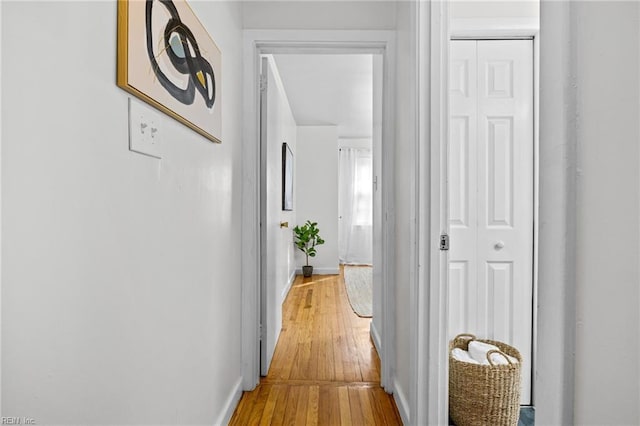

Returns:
293,220,325,277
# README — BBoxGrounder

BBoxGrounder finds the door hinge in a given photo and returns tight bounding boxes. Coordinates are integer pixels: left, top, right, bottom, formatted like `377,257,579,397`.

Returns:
440,233,449,251
259,323,263,341
259,74,268,92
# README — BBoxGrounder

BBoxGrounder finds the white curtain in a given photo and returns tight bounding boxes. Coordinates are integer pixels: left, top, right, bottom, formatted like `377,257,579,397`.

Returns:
338,148,373,265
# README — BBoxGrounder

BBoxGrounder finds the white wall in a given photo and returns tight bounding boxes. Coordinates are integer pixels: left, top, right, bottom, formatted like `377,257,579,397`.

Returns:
295,126,339,274
537,2,575,423
242,1,396,30
539,1,640,423
338,138,372,150
261,56,297,373
572,2,640,423
450,0,539,37
1,1,244,424
0,1,3,415
391,1,416,423
450,1,539,19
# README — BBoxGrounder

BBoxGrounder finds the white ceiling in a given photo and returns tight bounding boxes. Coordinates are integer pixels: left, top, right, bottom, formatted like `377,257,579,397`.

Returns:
272,54,373,139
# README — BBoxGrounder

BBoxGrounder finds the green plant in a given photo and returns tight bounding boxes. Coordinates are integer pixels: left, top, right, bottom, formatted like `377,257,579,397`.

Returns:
293,220,325,267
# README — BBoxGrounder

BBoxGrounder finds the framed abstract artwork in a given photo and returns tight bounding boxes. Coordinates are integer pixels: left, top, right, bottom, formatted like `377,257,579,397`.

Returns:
117,0,222,143
282,143,293,211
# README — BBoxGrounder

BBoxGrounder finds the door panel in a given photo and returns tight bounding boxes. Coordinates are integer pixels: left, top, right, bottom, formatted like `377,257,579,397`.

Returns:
486,261,515,342
449,40,534,404
260,57,287,376
449,116,471,227
486,60,514,98
449,261,473,334
449,41,478,318
486,116,514,227
259,57,271,376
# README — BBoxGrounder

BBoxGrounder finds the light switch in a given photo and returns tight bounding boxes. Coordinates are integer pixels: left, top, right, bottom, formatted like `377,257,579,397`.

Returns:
128,98,162,159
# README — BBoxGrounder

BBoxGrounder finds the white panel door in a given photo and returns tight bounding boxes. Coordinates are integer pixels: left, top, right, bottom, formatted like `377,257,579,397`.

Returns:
449,41,478,337
260,57,281,376
449,40,534,404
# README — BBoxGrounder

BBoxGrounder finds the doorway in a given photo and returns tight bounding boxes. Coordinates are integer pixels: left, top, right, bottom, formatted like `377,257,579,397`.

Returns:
448,38,536,405
241,32,396,394
338,140,375,320
338,142,374,267
259,52,382,376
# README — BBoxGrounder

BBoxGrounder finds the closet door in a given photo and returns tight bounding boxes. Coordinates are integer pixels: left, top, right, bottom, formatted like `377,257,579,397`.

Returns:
449,40,479,341
449,39,534,405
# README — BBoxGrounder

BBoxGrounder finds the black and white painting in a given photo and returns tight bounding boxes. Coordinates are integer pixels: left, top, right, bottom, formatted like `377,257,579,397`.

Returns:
118,0,222,143
282,143,293,211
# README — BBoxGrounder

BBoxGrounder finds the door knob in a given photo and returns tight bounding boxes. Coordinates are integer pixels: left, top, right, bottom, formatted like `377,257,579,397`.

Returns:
280,221,289,228
494,241,505,250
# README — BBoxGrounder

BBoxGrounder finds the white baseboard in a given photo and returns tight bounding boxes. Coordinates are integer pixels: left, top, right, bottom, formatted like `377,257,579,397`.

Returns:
281,269,296,301
215,376,243,426
295,267,340,275
370,322,382,356
393,377,410,426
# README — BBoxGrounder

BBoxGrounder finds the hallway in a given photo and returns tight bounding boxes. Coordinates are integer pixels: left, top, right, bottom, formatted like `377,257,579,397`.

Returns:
230,271,401,424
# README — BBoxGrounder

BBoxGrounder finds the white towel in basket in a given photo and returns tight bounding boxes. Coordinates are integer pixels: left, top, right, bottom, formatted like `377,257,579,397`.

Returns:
468,341,518,365
451,348,480,364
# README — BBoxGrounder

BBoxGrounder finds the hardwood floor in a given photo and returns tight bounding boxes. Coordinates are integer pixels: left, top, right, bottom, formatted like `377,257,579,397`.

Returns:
229,270,402,425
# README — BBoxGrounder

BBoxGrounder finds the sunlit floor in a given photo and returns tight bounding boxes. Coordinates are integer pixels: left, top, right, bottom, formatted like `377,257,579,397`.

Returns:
229,270,402,425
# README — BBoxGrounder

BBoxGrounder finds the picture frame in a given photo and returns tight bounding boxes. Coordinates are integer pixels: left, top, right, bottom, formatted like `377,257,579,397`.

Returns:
282,143,294,211
117,0,222,143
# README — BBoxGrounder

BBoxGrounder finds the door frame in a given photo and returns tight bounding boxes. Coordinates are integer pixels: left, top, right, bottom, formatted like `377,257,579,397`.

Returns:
449,31,539,406
415,2,450,424
240,29,396,392
534,3,577,423
429,7,577,425
0,2,3,415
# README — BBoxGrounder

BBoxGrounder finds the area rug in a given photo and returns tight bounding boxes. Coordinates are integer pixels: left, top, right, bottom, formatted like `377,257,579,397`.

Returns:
343,265,373,318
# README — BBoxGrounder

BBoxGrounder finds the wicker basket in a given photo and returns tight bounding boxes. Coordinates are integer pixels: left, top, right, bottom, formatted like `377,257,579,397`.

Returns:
449,334,522,426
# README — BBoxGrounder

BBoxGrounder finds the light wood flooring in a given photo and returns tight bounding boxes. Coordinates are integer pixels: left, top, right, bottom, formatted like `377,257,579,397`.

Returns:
229,270,402,425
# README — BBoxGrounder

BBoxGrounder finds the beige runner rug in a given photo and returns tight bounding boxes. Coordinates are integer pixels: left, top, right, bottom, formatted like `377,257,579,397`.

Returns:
343,265,373,318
